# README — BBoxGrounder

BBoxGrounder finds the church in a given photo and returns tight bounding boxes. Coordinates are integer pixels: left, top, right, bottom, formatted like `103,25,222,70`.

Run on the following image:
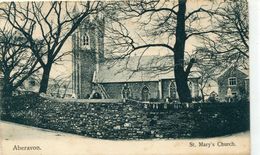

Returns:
71,14,200,101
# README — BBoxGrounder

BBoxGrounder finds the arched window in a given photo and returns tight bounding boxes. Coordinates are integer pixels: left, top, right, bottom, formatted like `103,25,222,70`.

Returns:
141,86,150,101
169,81,177,99
81,32,89,46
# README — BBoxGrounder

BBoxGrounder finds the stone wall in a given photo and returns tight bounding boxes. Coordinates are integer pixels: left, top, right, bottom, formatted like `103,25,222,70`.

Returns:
1,94,249,139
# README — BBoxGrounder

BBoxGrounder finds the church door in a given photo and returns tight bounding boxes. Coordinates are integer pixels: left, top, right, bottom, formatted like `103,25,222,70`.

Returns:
141,86,149,101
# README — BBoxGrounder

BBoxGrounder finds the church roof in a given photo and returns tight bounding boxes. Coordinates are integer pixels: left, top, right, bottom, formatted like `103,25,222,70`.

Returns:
93,55,200,83
215,65,249,79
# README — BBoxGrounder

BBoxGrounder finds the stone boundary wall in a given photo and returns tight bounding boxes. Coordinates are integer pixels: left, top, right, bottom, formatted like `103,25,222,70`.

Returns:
1,95,249,139
41,95,123,104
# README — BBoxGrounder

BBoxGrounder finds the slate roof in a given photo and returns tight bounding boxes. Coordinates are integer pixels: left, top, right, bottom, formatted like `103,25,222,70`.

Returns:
93,56,200,83
215,65,249,79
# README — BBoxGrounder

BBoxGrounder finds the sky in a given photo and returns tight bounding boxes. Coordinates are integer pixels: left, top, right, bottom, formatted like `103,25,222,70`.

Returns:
0,1,249,79
50,0,224,78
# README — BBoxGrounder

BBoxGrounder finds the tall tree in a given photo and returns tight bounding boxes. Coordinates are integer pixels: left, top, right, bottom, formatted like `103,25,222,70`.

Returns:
105,0,220,103
193,50,223,102
0,1,105,93
193,0,249,100
47,74,72,98
0,28,41,97
198,0,249,68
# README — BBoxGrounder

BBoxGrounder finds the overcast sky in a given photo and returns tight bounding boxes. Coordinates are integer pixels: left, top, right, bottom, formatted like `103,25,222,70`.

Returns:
50,0,223,78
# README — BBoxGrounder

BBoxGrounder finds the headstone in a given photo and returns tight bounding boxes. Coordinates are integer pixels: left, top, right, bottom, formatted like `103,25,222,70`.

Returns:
164,103,167,109
71,93,77,99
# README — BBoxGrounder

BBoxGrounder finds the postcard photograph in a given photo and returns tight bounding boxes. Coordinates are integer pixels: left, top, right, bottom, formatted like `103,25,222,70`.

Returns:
0,0,251,155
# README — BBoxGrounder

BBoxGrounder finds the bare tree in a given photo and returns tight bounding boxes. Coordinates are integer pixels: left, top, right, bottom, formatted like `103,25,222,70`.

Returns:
198,0,248,68
196,57,222,102
47,74,72,98
0,1,105,93
0,28,41,97
192,0,249,101
105,0,222,103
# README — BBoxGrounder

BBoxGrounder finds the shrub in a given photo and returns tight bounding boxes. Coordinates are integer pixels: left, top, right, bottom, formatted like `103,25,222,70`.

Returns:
207,96,219,103
193,96,202,102
149,98,159,102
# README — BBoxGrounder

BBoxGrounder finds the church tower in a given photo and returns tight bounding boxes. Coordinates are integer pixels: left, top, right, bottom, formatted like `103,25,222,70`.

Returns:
72,8,105,98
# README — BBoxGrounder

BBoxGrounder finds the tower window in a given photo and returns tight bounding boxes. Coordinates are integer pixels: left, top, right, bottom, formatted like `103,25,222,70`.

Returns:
81,33,89,47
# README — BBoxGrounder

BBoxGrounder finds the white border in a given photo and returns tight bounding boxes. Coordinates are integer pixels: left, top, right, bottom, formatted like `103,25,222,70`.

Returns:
249,0,260,154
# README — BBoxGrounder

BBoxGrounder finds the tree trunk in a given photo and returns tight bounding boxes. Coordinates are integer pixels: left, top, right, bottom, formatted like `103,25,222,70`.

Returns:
2,71,13,97
174,68,192,103
200,89,205,102
39,64,52,93
173,0,192,103
3,80,13,97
